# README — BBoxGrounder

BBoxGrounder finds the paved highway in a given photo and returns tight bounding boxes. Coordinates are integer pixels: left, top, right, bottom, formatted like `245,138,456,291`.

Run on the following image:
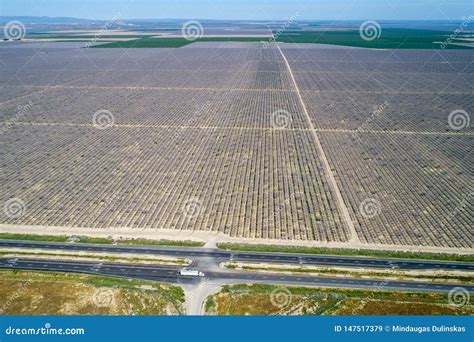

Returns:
0,240,472,271
1,258,472,293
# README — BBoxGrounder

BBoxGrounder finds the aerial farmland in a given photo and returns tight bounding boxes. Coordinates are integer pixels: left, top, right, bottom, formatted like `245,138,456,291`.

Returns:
0,23,472,254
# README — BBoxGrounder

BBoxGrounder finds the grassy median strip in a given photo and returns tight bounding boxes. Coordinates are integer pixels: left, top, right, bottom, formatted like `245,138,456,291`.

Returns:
224,262,474,284
0,233,69,242
217,243,474,263
117,238,204,247
0,250,187,265
0,233,204,247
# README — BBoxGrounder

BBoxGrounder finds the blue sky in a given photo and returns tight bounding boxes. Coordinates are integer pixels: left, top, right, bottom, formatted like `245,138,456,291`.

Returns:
1,0,472,20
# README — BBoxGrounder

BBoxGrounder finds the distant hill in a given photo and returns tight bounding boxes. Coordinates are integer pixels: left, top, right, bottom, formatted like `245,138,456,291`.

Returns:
0,16,97,24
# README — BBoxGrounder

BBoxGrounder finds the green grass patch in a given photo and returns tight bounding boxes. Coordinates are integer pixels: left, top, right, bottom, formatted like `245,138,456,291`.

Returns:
0,232,203,248
217,243,474,263
89,29,473,49
0,233,69,243
205,296,216,313
91,37,192,48
91,36,268,48
117,238,204,247
76,236,114,244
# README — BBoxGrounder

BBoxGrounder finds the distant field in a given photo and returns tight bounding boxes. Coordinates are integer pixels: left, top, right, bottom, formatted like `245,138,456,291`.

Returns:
91,36,267,48
91,37,193,48
0,270,184,315
204,284,473,315
80,28,474,49
276,29,473,49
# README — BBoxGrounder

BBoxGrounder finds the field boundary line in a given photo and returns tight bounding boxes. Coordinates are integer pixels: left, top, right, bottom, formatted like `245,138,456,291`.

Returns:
315,128,473,136
276,42,361,245
2,84,294,93
3,121,472,137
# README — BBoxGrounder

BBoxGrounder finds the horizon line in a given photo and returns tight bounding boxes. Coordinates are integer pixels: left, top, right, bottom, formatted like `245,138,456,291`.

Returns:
0,15,471,22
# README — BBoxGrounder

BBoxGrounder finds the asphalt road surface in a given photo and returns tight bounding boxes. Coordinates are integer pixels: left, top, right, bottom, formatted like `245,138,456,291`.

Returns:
0,240,472,271
1,258,472,293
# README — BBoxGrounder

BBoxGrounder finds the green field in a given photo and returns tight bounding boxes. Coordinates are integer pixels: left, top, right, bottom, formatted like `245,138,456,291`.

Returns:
26,35,156,39
275,28,472,49
86,28,473,49
91,36,267,48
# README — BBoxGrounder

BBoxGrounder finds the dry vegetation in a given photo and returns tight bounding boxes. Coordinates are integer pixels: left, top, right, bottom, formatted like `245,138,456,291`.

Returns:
205,284,473,316
0,269,184,315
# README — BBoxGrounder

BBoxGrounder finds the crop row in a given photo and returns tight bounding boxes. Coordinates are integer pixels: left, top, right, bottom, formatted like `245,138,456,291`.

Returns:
293,71,472,93
0,87,310,129
0,125,349,242
318,132,472,248
282,46,474,63
302,91,473,132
